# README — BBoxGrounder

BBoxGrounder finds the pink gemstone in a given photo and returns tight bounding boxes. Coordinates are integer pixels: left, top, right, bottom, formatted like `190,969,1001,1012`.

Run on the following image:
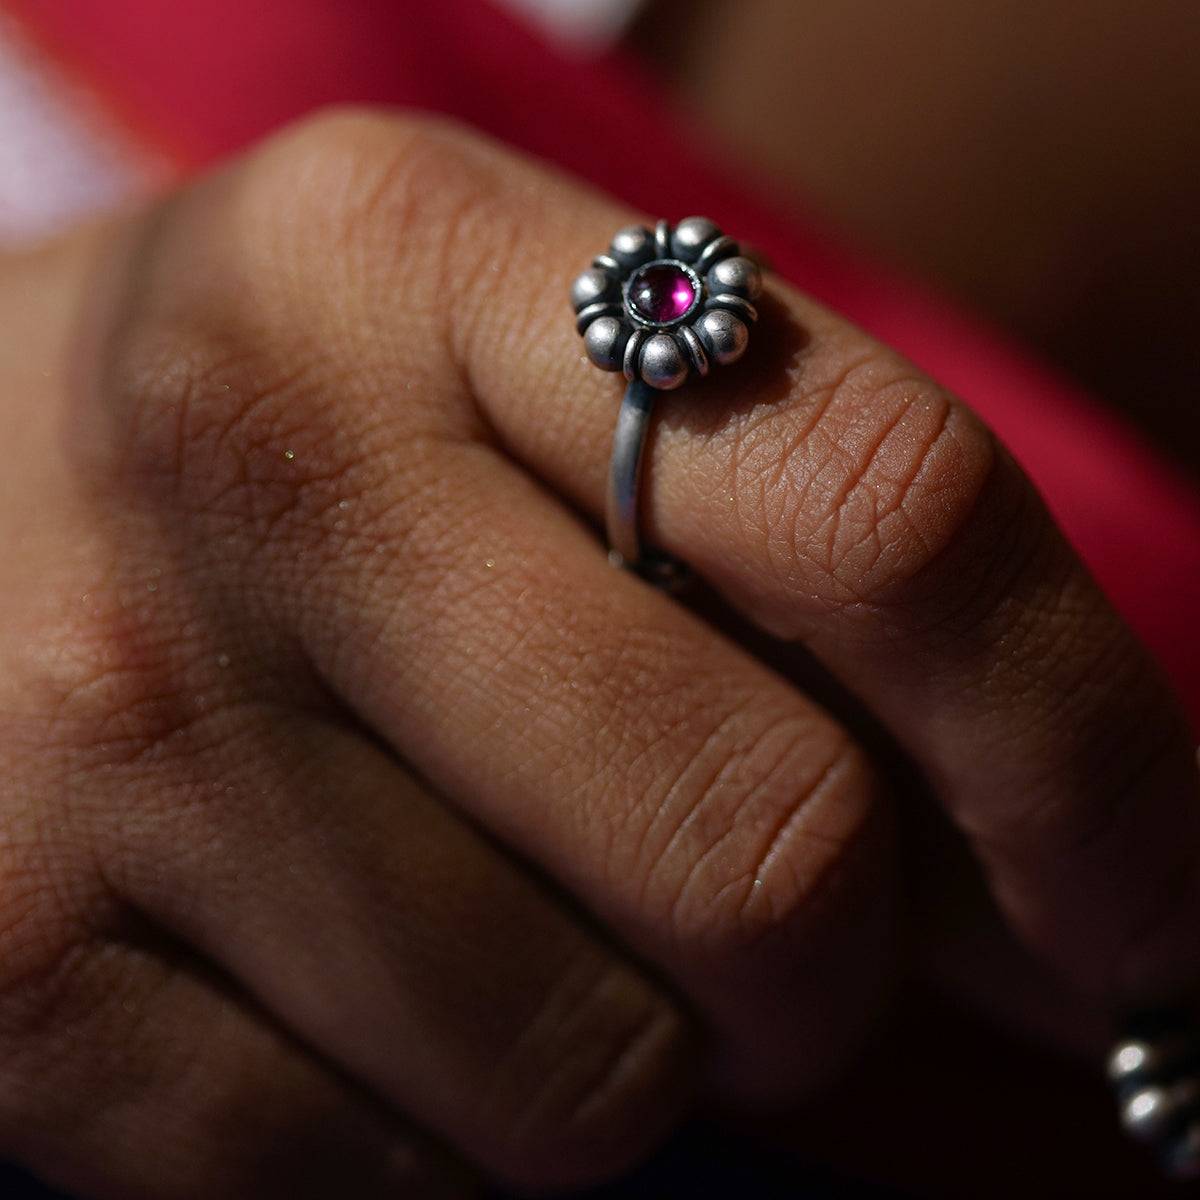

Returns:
628,262,697,324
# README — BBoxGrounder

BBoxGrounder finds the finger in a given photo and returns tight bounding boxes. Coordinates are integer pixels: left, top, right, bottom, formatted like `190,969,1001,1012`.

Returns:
290,444,894,1104
305,114,1200,1008
0,914,461,1198
92,121,894,1112
102,711,691,1192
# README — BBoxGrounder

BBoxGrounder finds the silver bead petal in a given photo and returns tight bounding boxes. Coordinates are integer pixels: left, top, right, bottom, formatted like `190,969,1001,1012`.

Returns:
671,216,721,263
707,255,762,301
695,309,749,366
571,267,618,312
640,333,689,390
610,224,654,268
583,317,628,372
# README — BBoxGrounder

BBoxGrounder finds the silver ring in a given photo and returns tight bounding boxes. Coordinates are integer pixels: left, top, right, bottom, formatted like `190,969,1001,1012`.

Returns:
1109,1012,1200,1178
571,216,761,581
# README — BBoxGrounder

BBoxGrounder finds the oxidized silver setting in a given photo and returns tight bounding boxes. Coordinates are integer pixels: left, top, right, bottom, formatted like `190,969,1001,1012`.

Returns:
572,216,760,391
572,217,761,578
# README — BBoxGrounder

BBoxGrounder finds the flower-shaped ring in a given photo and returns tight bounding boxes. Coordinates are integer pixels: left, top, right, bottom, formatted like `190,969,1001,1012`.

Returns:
571,217,761,578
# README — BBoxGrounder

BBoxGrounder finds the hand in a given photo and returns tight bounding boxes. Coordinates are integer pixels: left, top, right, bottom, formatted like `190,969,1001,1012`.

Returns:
1,109,1197,1198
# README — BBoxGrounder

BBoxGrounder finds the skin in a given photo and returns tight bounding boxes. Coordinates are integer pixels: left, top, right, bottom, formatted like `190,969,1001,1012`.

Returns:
0,109,1197,1197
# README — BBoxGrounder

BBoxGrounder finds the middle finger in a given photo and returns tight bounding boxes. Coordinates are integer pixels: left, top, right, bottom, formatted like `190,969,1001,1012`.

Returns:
289,433,895,1104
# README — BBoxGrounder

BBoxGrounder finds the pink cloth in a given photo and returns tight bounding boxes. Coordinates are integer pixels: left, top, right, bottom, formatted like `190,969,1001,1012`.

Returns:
7,0,1200,727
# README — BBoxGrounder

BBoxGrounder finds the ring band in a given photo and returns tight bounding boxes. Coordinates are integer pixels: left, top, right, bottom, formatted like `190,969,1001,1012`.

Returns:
605,377,655,570
571,216,761,579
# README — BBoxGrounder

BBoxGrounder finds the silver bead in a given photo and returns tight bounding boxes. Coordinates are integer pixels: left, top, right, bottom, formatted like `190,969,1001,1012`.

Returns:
671,216,721,263
707,255,762,301
571,267,617,312
1108,1039,1151,1083
1120,1079,1200,1143
695,309,749,365
610,225,654,268
583,317,628,372
1108,1034,1197,1084
640,334,689,390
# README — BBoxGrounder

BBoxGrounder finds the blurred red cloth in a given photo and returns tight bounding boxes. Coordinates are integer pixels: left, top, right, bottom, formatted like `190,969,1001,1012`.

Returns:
9,0,1200,727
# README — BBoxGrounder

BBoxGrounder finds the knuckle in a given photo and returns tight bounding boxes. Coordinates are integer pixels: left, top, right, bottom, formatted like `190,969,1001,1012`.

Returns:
0,856,87,1021
108,311,365,548
5,577,282,824
493,957,689,1190
732,343,997,618
10,575,203,772
98,106,509,560
247,106,518,340
643,705,877,958
95,223,349,553
104,300,435,603
253,104,480,226
0,825,110,1073
99,194,378,539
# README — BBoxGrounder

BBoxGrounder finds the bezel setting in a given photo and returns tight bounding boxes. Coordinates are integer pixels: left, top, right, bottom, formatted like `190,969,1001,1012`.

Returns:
623,259,703,329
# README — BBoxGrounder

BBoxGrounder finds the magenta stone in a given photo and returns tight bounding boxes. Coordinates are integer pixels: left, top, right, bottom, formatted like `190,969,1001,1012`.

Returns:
628,262,698,325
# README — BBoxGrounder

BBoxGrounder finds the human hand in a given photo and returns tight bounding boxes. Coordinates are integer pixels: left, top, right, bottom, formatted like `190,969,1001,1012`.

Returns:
1,110,1197,1197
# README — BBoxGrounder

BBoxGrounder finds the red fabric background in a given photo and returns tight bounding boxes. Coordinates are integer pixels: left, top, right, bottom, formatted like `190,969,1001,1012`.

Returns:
8,0,1200,727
